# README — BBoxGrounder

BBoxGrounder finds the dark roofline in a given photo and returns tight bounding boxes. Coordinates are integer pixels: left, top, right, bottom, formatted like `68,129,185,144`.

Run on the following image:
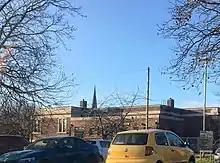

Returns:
184,106,219,109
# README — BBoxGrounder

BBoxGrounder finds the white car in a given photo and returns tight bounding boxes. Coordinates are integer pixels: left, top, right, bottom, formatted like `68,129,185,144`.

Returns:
88,139,111,162
215,148,220,163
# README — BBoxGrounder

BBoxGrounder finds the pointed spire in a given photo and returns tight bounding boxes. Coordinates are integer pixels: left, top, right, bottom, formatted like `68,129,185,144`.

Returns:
92,85,97,109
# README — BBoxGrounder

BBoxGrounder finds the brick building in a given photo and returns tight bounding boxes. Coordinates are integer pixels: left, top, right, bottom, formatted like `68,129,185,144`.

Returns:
30,85,220,143
32,98,220,142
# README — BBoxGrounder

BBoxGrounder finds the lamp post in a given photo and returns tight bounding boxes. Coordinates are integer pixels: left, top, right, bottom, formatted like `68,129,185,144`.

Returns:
145,67,150,129
199,57,214,131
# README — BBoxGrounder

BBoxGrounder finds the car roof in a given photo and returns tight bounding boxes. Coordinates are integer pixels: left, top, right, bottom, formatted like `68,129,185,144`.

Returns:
88,139,111,142
0,135,24,138
117,129,169,134
40,136,83,140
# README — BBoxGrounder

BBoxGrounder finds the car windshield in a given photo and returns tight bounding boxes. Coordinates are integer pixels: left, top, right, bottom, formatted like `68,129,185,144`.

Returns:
112,133,148,145
25,138,59,150
216,148,220,154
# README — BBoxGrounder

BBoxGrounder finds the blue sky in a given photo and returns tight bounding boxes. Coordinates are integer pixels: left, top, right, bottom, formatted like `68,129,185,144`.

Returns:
58,0,220,108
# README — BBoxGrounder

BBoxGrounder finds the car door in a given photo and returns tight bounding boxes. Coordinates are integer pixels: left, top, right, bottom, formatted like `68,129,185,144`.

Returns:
73,138,93,162
154,132,173,163
166,132,188,163
55,138,78,163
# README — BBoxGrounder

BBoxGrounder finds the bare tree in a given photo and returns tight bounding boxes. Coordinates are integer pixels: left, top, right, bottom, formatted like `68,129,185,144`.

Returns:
0,0,83,137
158,0,220,90
0,99,36,139
84,88,145,139
0,0,82,106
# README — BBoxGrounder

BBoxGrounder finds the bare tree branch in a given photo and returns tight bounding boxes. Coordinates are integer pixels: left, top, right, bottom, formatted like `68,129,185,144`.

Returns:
158,0,220,91
0,0,82,136
83,88,145,139
0,0,81,106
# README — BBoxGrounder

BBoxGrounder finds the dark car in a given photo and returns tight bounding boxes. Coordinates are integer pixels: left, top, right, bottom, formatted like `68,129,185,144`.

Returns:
0,135,29,155
0,136,100,163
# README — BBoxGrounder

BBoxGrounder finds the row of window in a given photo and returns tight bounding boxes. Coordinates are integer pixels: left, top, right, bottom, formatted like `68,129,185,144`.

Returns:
34,119,68,133
112,132,185,147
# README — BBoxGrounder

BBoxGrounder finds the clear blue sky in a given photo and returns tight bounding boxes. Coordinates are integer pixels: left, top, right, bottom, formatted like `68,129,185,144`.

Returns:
58,0,220,108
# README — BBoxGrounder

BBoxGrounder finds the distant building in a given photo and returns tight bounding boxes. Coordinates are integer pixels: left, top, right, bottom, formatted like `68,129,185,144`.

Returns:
32,88,220,147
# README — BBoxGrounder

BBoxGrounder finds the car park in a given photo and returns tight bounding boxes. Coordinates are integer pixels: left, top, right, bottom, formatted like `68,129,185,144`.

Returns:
106,129,195,163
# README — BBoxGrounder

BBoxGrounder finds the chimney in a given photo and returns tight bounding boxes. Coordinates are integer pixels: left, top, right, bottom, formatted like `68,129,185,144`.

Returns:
80,99,87,108
167,98,174,108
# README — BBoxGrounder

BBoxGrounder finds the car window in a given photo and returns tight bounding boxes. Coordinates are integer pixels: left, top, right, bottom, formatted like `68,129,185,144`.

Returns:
216,148,220,153
100,141,110,148
88,141,96,145
75,138,88,148
59,138,75,148
11,137,29,145
166,132,184,147
0,136,28,148
112,133,148,145
155,132,169,146
26,138,58,150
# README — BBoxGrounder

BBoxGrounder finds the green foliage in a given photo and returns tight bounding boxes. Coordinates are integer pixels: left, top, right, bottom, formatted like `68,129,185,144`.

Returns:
196,154,214,163
196,158,212,163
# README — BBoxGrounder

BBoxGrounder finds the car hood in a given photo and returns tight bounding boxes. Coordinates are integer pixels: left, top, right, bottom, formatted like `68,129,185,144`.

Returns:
0,149,44,161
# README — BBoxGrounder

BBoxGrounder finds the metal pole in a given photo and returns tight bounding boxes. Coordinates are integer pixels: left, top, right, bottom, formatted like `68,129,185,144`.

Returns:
203,60,208,131
146,67,150,129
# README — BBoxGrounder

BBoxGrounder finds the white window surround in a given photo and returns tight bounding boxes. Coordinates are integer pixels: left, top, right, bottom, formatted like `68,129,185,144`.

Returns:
33,119,42,134
57,118,67,133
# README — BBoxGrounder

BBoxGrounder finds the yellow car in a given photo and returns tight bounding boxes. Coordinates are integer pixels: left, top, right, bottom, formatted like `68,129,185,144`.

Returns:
106,129,195,163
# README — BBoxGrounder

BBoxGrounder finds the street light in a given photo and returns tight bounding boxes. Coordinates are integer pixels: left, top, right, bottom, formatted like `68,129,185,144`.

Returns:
199,57,215,131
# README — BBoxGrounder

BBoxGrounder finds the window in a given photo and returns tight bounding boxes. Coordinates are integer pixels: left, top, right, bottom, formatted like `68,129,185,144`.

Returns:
10,137,29,147
58,119,62,132
166,132,184,147
100,141,110,148
59,138,75,148
75,138,88,148
34,120,41,133
0,136,29,150
112,133,148,145
63,119,67,132
88,141,96,145
26,138,58,150
58,119,67,133
155,132,168,146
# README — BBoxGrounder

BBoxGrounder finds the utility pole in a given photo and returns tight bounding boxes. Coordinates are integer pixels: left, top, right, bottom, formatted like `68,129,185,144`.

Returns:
146,67,150,129
203,60,207,131
199,57,214,131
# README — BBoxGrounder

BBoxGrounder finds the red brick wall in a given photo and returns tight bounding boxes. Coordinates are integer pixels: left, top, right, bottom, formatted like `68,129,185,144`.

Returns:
32,117,71,141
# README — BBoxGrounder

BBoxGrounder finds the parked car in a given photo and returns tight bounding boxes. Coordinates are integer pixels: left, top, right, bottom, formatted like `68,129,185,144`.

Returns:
214,140,220,153
0,135,29,155
88,139,111,161
106,129,195,163
0,136,100,163
214,148,220,162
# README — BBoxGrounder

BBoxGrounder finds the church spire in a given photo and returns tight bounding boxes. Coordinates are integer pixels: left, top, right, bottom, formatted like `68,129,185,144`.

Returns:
92,86,97,109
